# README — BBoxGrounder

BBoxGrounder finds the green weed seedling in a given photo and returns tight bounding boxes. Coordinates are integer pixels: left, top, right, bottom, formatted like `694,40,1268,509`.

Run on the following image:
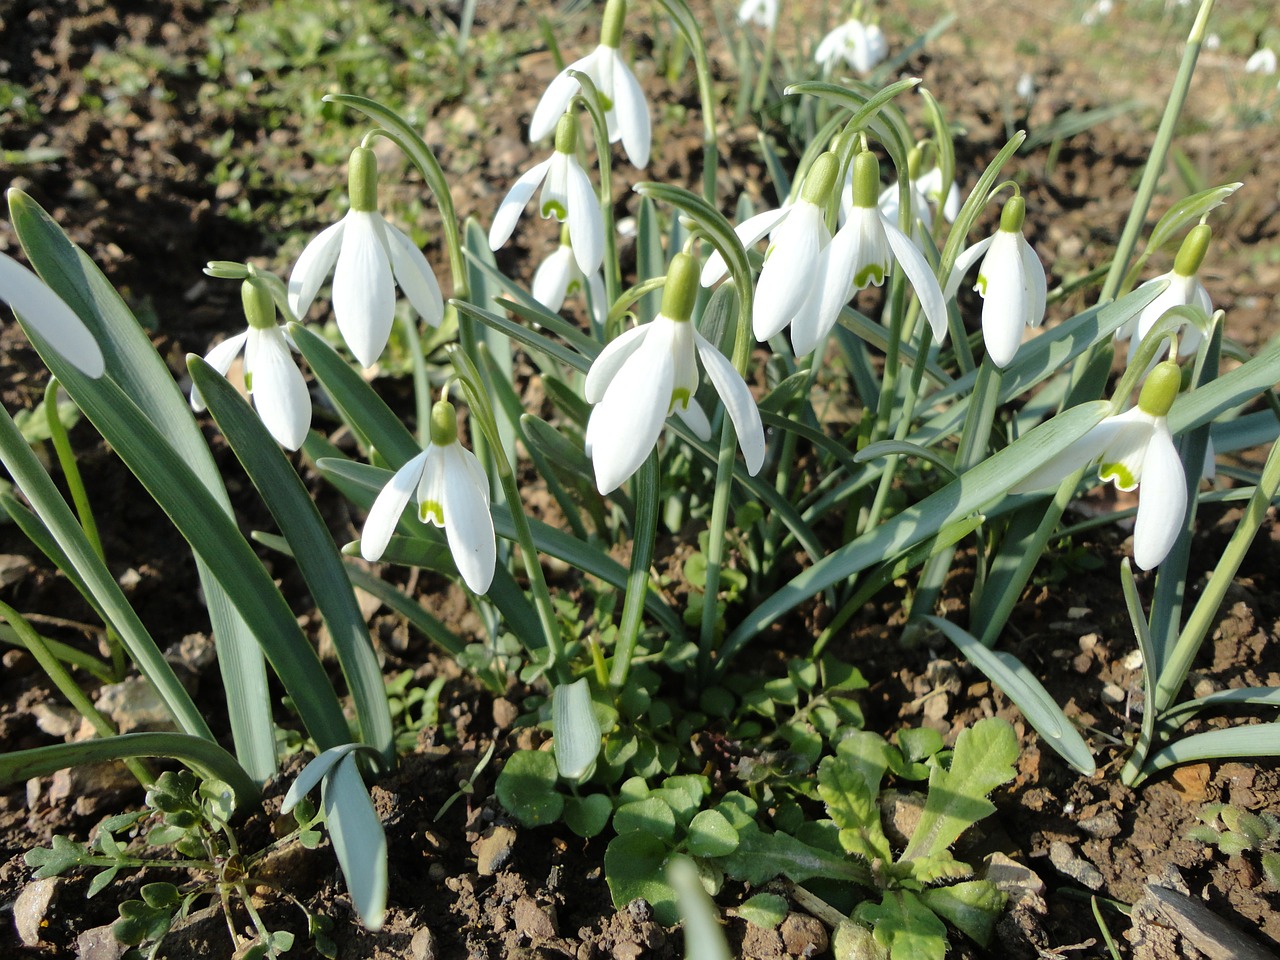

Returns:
25,770,334,960
1188,802,1280,889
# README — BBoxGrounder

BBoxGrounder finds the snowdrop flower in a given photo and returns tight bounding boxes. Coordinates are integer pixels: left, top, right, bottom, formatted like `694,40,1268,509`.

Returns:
1245,47,1277,75
191,278,310,451
792,150,949,357
585,253,765,494
1082,0,1112,25
699,203,792,289
860,149,962,242
1012,361,1186,570
528,0,651,168
815,19,887,74
1016,72,1036,104
288,146,444,369
489,114,605,277
1117,224,1212,362
737,0,778,29
532,226,606,330
360,397,495,594
0,250,103,377
945,195,1047,368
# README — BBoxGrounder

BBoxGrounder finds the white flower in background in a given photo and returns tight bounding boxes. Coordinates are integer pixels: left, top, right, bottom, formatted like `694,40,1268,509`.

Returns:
792,151,949,357
864,163,962,242
0,250,103,378
1117,223,1212,363
489,114,605,277
585,253,765,493
528,0,651,168
288,146,444,369
737,0,778,29
945,195,1047,368
1015,71,1036,103
1012,361,1186,570
191,278,310,451
1245,47,1277,75
360,397,496,594
815,19,887,74
532,229,607,330
1082,0,1113,25
1204,33,1220,51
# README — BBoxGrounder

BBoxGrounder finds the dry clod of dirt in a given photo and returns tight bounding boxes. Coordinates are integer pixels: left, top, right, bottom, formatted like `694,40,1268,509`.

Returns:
1047,840,1105,890
14,875,61,946
74,923,128,960
474,823,518,876
779,912,828,957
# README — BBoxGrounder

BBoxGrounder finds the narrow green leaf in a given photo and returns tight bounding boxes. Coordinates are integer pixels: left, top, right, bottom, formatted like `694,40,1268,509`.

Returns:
1135,723,1280,786
668,856,732,960
321,754,388,930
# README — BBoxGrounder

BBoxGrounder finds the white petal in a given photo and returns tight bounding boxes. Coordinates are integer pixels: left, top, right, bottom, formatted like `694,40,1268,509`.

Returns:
441,443,497,593
882,213,949,344
977,231,1029,368
701,207,792,287
695,331,766,474
384,223,444,328
790,246,836,358
1020,234,1048,328
674,398,711,440
1097,409,1157,492
360,451,429,561
488,158,553,252
753,201,826,340
943,235,994,301
332,212,396,368
566,161,605,275
529,52,598,142
0,252,105,378
246,327,310,450
532,245,575,312
610,54,651,168
288,217,346,319
587,324,675,493
189,331,248,412
584,322,651,402
586,271,608,330
1010,415,1131,494
1132,419,1186,570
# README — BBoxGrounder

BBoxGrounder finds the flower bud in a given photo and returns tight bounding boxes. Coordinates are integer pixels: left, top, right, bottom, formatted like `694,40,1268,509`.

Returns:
999,195,1025,234
601,0,627,49
429,399,459,446
347,146,379,213
800,153,839,207
241,278,276,331
1137,360,1181,418
661,252,699,324
554,113,579,156
1173,223,1211,278
850,151,881,210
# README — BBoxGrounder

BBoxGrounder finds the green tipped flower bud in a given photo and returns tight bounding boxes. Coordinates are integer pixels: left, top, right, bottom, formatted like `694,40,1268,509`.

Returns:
999,195,1025,234
661,252,699,324
241,278,276,331
601,0,627,48
429,399,459,446
348,146,379,213
851,151,881,209
800,153,839,206
554,113,579,155
1173,223,1211,278
1137,360,1181,417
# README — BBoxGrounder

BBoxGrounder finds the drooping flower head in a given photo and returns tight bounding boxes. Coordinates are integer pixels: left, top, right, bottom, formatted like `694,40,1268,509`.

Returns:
288,145,444,369
945,194,1047,368
1117,224,1213,364
858,145,961,241
360,396,496,594
1013,361,1187,570
0,247,103,378
532,224,607,330
489,114,605,277
814,18,887,74
737,0,779,29
529,0,651,169
585,253,765,493
191,277,311,451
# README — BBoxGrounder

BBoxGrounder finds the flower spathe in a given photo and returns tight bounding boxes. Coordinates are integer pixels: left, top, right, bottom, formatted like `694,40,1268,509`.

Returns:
814,19,887,74
585,253,765,494
489,114,605,277
360,399,496,594
0,249,104,378
945,195,1047,368
190,278,311,451
528,0,651,168
288,146,444,369
1012,362,1187,570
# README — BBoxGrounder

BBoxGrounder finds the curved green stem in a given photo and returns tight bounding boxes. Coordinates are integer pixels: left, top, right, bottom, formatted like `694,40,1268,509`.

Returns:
609,452,659,688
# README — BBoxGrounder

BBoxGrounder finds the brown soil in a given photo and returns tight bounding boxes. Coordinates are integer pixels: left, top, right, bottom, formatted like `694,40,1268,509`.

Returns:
2,1,1279,959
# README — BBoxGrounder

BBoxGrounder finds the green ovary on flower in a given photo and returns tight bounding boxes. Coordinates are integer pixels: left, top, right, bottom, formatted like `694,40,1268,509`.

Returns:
429,400,459,446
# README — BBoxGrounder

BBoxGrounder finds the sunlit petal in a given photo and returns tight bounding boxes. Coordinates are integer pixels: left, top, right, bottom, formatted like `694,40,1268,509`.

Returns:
288,217,346,319
753,201,825,340
701,207,791,287
882,214,949,343
695,331,765,474
674,398,711,440
332,211,395,368
584,322,650,402
441,444,496,594
587,324,675,493
384,222,444,328
488,158,553,251
360,452,428,561
1131,420,1186,570
610,53,651,168
1021,234,1048,328
529,52,598,142
977,231,1028,368
943,235,994,301
189,331,248,412
532,245,576,312
566,161,605,275
247,326,311,450
0,252,105,378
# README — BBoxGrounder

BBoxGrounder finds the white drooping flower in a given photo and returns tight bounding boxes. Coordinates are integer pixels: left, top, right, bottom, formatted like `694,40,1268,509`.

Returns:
1013,361,1187,570
945,195,1047,368
360,398,496,594
585,253,765,494
791,151,950,357
190,278,311,451
0,249,103,378
288,146,444,369
532,229,607,330
737,0,778,29
1117,224,1212,363
489,114,605,277
528,0,651,169
1245,47,1277,75
814,19,887,74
